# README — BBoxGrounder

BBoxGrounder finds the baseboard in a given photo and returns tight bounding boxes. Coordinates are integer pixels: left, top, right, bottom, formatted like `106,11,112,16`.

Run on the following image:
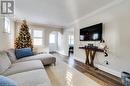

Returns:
95,64,121,78
57,51,67,56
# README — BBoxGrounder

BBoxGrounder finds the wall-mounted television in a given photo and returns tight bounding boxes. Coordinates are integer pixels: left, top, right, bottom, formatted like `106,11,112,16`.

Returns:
80,23,103,41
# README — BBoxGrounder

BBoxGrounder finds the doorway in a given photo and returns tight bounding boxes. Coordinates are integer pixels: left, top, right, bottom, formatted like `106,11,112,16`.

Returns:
49,31,58,53
68,34,74,57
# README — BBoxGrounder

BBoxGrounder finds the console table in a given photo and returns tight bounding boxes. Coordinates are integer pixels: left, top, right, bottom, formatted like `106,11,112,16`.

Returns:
79,46,106,68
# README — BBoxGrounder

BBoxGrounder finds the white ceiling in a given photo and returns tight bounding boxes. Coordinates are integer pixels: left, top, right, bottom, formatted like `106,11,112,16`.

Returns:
15,0,117,26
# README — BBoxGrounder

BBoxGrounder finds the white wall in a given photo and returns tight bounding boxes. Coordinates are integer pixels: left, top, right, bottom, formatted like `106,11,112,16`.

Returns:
65,0,130,77
61,28,74,55
0,17,15,50
57,32,64,54
0,17,4,50
49,32,58,52
10,19,15,48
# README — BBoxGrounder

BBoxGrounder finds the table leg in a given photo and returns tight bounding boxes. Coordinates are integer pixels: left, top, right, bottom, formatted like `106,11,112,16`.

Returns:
90,50,96,67
85,49,89,65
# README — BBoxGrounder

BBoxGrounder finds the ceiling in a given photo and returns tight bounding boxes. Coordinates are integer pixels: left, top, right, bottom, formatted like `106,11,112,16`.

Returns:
15,0,117,27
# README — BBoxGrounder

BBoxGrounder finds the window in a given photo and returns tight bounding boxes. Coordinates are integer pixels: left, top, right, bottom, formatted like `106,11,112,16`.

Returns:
93,33,99,40
33,30,42,37
68,35,74,45
4,17,10,33
49,34,56,44
33,30,43,46
33,38,42,46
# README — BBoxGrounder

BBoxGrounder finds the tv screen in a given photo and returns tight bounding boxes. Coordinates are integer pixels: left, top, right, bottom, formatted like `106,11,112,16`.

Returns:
80,23,102,41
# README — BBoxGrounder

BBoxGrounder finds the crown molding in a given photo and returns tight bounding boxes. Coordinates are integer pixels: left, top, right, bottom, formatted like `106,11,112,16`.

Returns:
67,0,125,27
14,19,64,29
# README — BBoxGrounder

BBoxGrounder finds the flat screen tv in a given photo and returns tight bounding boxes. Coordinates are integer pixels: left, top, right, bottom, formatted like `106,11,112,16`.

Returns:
80,23,103,41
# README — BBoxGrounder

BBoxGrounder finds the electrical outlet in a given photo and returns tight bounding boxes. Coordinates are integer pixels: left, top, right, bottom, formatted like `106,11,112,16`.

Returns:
104,60,109,65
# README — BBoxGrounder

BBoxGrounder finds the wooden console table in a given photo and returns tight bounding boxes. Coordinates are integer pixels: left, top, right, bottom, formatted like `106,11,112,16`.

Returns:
79,46,105,68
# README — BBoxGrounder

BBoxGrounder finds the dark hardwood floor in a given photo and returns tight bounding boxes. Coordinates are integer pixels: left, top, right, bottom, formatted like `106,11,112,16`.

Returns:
52,53,124,86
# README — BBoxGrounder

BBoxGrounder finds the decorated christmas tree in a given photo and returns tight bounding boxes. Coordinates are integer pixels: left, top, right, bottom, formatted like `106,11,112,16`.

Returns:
15,20,33,50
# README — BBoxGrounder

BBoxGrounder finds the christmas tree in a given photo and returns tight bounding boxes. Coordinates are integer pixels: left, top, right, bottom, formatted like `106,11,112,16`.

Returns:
15,20,33,50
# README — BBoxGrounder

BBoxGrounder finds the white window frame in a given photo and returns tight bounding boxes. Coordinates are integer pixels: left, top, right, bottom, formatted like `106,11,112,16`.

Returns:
32,29,43,46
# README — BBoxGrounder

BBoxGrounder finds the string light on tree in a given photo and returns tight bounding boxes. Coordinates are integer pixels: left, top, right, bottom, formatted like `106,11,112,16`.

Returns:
14,20,33,50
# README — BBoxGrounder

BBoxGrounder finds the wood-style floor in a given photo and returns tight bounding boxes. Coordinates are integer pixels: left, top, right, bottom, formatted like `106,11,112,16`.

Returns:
52,53,124,86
